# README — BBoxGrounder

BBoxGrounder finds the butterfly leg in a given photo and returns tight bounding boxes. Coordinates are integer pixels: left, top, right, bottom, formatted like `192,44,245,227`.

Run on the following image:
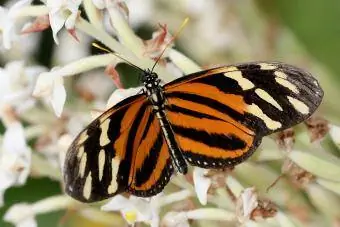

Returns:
155,110,188,174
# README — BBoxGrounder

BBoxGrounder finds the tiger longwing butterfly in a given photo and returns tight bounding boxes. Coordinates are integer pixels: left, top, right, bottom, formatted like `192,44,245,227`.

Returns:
64,62,323,202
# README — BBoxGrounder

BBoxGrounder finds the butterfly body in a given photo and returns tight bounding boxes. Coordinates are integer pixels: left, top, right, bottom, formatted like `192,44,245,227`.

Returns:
64,62,323,202
142,69,188,174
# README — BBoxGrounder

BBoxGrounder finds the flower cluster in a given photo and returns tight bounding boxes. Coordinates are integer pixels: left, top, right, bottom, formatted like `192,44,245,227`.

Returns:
0,1,339,227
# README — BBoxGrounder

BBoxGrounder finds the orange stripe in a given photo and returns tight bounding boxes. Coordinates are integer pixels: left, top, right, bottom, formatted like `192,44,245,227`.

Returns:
167,111,254,145
132,140,169,190
114,101,145,159
99,96,145,123
177,135,252,158
120,101,144,132
167,82,247,114
168,97,253,135
133,108,151,153
133,118,160,170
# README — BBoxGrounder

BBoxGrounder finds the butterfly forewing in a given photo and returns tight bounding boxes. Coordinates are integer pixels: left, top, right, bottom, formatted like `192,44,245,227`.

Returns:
64,94,172,202
163,62,323,168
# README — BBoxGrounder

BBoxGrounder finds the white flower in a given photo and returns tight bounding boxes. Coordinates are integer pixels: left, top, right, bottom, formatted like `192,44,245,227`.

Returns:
32,68,66,117
193,167,211,205
106,86,142,108
46,0,82,44
92,0,105,9
0,121,31,207
0,61,45,122
4,203,36,227
162,209,235,227
0,0,33,49
235,187,258,224
126,0,153,27
4,195,74,227
101,195,160,227
162,211,190,227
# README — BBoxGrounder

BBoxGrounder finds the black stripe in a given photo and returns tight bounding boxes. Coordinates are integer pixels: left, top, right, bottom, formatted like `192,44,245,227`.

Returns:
134,131,163,187
193,74,243,94
172,125,246,150
166,104,222,121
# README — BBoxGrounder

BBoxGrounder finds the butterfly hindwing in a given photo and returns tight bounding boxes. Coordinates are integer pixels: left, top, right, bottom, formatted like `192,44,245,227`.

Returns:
64,94,172,202
127,113,174,196
164,62,323,168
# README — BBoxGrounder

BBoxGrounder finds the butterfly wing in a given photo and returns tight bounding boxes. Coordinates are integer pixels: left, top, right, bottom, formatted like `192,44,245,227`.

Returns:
64,94,173,202
163,62,323,168
127,113,174,197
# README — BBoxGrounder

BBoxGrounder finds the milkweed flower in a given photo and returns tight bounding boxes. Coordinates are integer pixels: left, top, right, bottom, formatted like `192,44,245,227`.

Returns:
0,0,33,49
101,195,160,227
32,67,66,117
46,0,82,44
0,60,45,119
0,121,31,207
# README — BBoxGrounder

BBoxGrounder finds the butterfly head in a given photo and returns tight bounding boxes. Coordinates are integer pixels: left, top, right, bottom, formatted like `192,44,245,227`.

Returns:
141,69,161,89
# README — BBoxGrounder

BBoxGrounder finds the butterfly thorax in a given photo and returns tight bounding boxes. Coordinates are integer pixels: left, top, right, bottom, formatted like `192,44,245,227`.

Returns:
142,70,165,110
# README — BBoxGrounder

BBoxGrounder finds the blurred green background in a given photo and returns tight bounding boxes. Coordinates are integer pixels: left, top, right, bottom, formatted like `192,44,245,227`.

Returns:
1,0,340,226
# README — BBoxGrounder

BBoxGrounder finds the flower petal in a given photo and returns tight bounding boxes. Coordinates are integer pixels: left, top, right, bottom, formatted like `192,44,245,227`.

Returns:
4,203,37,227
193,167,211,205
101,195,132,211
106,87,142,108
32,73,54,98
49,10,65,45
50,76,66,117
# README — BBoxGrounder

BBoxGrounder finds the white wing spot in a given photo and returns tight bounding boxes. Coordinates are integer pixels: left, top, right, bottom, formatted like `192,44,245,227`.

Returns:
259,63,277,70
83,172,92,200
100,119,111,147
274,72,299,94
255,88,283,111
98,149,106,181
274,71,288,79
108,157,121,194
77,146,84,159
224,71,255,90
79,152,87,178
287,96,310,114
247,103,282,130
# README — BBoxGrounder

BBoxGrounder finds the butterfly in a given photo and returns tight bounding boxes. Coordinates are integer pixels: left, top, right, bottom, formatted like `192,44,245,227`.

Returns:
63,62,323,202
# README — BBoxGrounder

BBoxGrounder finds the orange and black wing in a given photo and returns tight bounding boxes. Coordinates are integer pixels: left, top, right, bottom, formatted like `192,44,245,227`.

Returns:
64,94,173,202
163,62,323,168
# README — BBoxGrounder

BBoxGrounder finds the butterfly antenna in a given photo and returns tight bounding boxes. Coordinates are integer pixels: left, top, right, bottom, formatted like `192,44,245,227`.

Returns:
92,43,144,72
150,17,190,72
